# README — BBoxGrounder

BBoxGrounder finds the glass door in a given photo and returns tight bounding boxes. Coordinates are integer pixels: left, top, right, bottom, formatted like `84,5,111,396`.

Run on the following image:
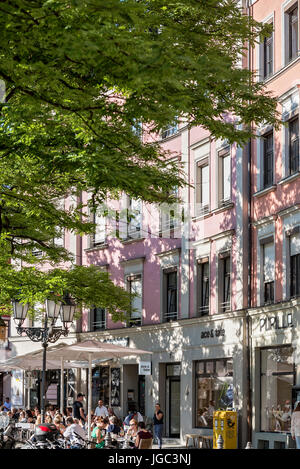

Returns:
169,377,180,437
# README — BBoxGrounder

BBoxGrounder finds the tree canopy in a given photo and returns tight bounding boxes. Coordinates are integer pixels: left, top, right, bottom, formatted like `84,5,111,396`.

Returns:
0,0,279,318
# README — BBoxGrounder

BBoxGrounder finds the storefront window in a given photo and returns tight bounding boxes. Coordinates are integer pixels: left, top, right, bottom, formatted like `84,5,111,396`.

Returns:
92,366,110,409
260,346,295,433
195,358,233,429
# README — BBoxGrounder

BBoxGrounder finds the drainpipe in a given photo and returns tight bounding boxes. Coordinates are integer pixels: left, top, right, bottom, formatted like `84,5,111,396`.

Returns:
246,0,253,445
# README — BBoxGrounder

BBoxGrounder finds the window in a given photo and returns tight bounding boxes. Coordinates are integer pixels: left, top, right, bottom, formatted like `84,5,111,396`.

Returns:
263,132,274,188
197,259,209,316
92,366,109,409
263,28,273,79
127,274,142,326
263,242,275,304
195,359,233,429
163,269,177,322
218,148,231,206
196,161,209,216
290,230,300,297
288,116,299,175
286,5,298,63
161,122,178,139
93,211,106,246
90,307,106,331
159,187,180,238
260,346,295,432
132,121,142,140
126,197,142,240
219,254,231,312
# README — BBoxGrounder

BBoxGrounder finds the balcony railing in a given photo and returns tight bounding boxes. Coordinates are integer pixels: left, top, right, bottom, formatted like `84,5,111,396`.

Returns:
163,311,178,322
92,320,106,331
198,305,209,316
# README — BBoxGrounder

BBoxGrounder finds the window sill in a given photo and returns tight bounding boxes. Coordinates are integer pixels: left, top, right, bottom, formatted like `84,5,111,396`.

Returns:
278,171,300,186
121,237,145,245
211,202,234,214
261,54,300,85
85,243,109,252
253,185,276,198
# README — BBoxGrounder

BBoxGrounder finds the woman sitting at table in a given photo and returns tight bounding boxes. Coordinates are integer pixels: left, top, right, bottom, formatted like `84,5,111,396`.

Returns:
91,417,107,449
53,416,66,435
135,422,152,449
107,416,121,435
127,419,138,447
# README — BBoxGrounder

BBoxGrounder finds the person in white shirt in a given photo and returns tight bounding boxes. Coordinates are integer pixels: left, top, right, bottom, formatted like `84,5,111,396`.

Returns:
94,400,109,418
63,417,87,447
291,402,300,449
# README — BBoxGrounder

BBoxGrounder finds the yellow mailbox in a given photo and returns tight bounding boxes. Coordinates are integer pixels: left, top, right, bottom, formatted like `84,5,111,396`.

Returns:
213,410,238,449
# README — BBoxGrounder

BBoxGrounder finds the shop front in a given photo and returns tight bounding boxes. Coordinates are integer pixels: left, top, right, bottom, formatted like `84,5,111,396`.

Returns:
79,310,247,445
249,302,300,449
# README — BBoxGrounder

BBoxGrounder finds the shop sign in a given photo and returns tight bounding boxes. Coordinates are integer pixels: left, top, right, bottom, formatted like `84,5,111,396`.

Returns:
259,313,293,332
201,327,225,339
102,337,129,347
138,361,152,375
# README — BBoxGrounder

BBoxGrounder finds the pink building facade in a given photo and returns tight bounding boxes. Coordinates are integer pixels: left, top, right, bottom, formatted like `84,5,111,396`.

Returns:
247,0,300,450
3,0,300,449
76,115,250,444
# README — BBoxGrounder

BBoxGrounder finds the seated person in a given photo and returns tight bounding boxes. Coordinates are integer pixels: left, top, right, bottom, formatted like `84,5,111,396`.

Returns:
63,417,87,448
107,416,121,435
135,422,152,448
91,417,107,449
127,419,138,447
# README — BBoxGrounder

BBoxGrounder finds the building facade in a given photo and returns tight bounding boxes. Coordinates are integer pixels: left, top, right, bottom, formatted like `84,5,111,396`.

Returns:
1,0,300,450
248,0,300,449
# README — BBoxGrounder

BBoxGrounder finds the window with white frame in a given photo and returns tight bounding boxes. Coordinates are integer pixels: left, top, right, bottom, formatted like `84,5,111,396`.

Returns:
290,229,300,297
195,160,209,216
93,210,106,246
288,116,299,175
263,131,274,188
159,187,180,237
285,3,299,64
126,197,142,239
90,307,106,331
161,121,179,140
219,252,231,313
262,241,275,305
163,268,178,322
218,147,231,206
126,274,142,326
261,25,274,79
197,258,209,316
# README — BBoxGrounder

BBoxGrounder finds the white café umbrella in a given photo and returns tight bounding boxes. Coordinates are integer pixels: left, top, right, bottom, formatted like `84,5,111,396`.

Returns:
43,339,152,439
0,351,90,413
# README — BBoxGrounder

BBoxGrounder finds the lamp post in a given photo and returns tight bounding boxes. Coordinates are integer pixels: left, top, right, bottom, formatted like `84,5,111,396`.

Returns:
12,295,76,422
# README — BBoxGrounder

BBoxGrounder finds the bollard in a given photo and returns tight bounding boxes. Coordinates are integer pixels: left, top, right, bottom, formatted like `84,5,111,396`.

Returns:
245,441,253,449
217,434,224,449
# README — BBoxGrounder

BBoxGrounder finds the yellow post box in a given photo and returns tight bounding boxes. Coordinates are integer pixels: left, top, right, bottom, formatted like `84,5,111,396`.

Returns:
213,410,238,449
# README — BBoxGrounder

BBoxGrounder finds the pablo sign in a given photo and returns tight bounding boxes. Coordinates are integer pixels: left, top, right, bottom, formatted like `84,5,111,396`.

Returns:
259,313,293,331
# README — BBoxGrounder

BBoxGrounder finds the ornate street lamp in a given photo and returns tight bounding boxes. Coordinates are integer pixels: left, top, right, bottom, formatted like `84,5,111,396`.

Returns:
11,295,76,422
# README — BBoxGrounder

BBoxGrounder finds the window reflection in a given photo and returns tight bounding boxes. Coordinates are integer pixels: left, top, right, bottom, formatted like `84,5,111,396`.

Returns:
260,346,295,433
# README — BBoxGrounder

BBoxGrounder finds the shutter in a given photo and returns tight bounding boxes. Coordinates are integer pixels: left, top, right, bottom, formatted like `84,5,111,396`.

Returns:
263,243,275,282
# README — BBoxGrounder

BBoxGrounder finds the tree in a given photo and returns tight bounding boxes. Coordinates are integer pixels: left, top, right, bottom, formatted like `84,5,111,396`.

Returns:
0,0,279,317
